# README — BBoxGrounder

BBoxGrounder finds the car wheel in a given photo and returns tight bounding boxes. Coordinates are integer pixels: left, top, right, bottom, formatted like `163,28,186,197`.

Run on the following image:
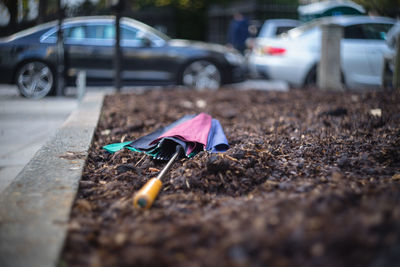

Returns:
304,65,317,88
304,65,346,89
16,61,55,99
181,60,221,90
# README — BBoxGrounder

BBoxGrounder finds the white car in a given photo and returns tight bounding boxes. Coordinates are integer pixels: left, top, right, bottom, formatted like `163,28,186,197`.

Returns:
257,19,302,38
247,19,301,75
382,22,400,87
248,16,396,89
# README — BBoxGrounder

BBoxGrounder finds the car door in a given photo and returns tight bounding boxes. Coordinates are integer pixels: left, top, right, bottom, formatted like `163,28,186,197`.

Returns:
341,24,372,87
64,23,114,84
361,23,394,84
119,24,178,85
342,23,394,88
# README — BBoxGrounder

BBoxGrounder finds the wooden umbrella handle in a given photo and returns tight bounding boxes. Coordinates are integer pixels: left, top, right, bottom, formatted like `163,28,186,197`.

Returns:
133,178,162,210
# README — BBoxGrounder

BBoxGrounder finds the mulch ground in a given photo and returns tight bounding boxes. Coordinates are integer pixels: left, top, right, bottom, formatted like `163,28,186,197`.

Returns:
62,88,400,267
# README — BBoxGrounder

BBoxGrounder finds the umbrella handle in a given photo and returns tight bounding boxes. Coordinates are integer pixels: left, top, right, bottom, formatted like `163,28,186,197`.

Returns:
133,178,162,210
133,145,182,210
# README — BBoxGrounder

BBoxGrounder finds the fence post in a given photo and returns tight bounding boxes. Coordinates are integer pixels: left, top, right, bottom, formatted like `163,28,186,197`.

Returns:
56,0,65,96
318,23,343,91
114,0,124,92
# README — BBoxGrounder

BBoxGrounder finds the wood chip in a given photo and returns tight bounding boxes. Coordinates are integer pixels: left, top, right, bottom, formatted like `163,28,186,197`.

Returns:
149,167,160,172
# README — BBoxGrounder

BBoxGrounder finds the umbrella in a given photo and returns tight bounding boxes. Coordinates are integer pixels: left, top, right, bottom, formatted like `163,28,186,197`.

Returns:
103,113,229,210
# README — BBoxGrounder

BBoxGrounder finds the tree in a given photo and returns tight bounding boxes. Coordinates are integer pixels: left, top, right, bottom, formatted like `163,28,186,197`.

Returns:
353,0,400,17
3,0,17,34
38,0,48,23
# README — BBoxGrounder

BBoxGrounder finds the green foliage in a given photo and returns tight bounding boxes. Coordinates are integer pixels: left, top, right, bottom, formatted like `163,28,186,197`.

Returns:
353,0,400,17
70,0,97,16
258,0,298,5
132,0,242,11
133,0,200,10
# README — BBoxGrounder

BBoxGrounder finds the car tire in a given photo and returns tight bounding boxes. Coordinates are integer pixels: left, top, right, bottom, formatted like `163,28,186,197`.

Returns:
304,65,317,88
16,61,55,99
304,64,346,89
181,60,221,90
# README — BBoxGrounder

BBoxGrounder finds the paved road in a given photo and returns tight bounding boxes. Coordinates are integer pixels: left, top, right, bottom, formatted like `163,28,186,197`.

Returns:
0,86,79,193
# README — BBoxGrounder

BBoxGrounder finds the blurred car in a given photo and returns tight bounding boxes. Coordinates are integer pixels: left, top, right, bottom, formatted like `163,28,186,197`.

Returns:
0,16,246,98
382,22,400,88
258,19,302,39
248,16,396,89
246,19,301,65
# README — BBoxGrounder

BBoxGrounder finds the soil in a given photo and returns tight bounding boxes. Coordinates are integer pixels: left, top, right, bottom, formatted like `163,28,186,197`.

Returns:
62,88,400,267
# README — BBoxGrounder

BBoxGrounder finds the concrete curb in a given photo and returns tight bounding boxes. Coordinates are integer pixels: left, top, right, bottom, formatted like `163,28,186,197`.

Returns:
0,92,104,267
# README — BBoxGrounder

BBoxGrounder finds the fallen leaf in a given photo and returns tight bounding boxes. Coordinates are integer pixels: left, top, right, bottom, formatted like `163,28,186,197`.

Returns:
370,108,382,117
101,129,111,135
392,174,400,180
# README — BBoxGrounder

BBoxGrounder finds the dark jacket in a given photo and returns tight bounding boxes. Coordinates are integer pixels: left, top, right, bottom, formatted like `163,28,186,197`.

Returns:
228,17,249,53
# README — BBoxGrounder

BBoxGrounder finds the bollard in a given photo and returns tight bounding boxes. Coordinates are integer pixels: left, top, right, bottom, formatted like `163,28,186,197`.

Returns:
318,23,343,91
76,70,86,101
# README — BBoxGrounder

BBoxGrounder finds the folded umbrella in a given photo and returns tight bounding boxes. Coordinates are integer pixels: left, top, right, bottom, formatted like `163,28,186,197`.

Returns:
104,113,229,159
103,113,229,210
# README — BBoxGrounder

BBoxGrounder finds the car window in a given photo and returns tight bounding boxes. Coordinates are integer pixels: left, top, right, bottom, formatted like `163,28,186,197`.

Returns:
344,23,394,40
46,31,57,39
104,25,115,39
41,21,162,46
86,25,105,39
122,27,139,40
65,26,86,40
287,20,319,38
102,24,140,40
362,23,393,40
275,26,295,36
344,25,365,39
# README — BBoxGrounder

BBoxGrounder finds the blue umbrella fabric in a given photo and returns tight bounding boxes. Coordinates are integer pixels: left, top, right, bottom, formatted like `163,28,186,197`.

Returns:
103,113,229,160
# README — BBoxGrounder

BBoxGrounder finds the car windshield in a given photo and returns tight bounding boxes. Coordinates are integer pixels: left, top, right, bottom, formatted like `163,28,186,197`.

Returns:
286,20,321,38
258,25,297,37
8,21,57,40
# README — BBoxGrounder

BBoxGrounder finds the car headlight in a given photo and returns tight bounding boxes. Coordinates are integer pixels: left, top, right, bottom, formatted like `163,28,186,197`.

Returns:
224,52,245,66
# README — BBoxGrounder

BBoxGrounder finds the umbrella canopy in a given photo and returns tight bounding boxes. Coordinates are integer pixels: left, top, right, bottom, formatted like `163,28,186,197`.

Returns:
103,113,229,160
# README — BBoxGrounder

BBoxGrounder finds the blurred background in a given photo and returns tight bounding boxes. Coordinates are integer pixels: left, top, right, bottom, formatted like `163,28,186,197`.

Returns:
1,0,399,42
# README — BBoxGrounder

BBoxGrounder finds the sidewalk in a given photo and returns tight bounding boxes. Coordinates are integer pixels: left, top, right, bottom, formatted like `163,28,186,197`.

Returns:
0,86,79,194
0,89,104,267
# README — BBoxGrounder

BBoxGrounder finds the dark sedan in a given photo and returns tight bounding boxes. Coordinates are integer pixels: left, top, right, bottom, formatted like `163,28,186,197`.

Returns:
0,16,246,98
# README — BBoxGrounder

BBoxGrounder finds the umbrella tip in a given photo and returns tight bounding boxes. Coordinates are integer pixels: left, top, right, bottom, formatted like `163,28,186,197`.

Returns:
137,198,147,208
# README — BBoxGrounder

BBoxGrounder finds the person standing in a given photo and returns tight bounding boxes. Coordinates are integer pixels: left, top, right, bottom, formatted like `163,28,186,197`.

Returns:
227,12,249,54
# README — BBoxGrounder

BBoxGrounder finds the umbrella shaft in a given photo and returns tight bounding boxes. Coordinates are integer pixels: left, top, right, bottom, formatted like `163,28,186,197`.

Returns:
156,149,180,181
